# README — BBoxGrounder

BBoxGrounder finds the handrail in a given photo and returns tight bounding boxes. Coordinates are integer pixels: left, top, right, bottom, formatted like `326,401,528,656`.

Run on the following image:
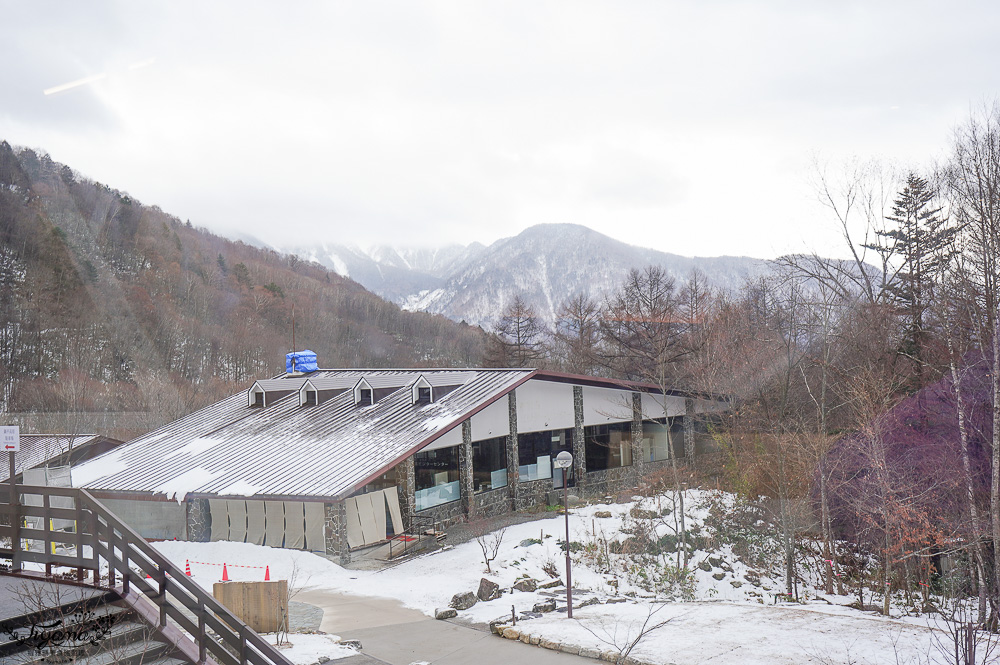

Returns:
0,485,293,665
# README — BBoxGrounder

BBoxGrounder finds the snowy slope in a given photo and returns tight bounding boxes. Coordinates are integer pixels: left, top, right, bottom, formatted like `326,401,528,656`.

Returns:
154,490,956,665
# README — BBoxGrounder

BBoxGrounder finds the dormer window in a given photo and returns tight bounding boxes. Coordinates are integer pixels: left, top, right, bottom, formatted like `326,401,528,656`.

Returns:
304,390,317,406
252,392,264,407
411,376,434,405
354,378,375,407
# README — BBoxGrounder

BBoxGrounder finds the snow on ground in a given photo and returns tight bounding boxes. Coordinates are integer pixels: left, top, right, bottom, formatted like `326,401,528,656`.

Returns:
153,491,960,665
270,633,359,664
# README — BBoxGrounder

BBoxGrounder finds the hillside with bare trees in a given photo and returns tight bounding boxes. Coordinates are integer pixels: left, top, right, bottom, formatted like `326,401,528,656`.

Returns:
0,141,484,439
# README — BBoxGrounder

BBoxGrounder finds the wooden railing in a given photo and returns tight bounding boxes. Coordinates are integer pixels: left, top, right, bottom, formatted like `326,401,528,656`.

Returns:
0,484,293,665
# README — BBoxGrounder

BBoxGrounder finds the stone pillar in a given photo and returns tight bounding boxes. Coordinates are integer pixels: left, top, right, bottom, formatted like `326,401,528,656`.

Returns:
186,498,211,542
631,392,644,479
459,418,475,518
572,385,586,494
506,390,520,511
325,502,351,565
398,457,416,530
683,397,696,459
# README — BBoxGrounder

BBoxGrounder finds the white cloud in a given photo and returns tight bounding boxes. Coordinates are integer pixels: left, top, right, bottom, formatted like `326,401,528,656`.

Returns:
1,1,996,260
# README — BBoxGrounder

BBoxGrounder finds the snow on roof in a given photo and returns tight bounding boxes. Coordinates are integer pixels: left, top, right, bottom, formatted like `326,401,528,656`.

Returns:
75,369,533,500
1,434,105,482
74,368,723,502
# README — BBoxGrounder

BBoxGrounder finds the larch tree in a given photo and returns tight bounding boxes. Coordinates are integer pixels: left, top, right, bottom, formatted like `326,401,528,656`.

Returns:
485,294,549,368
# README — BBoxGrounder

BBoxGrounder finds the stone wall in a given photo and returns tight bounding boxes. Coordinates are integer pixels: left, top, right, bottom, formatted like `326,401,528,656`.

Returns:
473,486,512,518
186,498,210,542
324,502,351,565
415,498,465,528
516,478,553,511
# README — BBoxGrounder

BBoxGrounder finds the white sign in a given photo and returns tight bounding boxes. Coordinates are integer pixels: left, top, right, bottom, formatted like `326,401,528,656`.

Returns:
2,426,19,452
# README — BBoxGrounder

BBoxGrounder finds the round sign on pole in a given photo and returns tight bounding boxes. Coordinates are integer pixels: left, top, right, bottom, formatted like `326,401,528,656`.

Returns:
554,450,573,469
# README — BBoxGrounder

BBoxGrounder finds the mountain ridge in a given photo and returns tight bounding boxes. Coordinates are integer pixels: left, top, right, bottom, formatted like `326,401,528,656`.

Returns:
283,223,772,327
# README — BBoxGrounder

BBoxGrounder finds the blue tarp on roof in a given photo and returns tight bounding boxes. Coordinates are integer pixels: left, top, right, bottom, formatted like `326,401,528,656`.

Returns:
286,350,318,373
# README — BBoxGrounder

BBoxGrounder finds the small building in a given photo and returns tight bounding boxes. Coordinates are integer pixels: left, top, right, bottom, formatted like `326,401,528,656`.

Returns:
73,367,727,561
1,433,124,483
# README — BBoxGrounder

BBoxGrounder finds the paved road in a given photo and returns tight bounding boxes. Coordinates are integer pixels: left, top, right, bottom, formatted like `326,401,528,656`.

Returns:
296,589,594,665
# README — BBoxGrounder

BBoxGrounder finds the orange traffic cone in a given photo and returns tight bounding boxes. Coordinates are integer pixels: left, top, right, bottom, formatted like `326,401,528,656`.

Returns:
185,560,192,576
222,563,229,582
264,565,270,581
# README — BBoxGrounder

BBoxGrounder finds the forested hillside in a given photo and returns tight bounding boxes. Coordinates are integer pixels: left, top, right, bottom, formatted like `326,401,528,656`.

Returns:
0,141,484,439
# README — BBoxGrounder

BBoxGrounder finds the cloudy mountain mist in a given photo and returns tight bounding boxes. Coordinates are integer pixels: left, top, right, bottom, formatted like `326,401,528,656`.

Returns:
285,224,771,327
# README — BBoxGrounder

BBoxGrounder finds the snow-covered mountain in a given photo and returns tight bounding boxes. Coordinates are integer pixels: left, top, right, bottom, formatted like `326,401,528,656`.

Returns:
283,224,771,327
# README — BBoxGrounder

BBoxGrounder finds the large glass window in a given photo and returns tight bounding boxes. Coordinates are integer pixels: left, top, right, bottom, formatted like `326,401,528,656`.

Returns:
518,429,572,482
414,446,460,510
585,423,634,471
641,420,671,462
472,436,508,493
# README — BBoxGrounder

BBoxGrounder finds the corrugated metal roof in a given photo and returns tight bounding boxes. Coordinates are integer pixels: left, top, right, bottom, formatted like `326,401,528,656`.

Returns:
303,377,358,391
253,378,309,391
1,434,101,481
75,369,532,500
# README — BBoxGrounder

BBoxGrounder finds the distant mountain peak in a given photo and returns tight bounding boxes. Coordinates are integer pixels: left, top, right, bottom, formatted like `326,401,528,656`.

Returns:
281,223,773,327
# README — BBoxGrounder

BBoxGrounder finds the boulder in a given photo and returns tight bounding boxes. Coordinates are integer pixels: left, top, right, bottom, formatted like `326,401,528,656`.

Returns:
594,510,613,519
538,578,563,589
449,591,478,610
477,577,502,601
606,597,627,604
513,578,538,593
580,647,601,659
533,599,557,613
435,608,458,620
502,627,520,640
578,596,601,608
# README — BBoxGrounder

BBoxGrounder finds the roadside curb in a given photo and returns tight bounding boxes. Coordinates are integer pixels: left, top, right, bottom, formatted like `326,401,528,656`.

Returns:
492,625,662,665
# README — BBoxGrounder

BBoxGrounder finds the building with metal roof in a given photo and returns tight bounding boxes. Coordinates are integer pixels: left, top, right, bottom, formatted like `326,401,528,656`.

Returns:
73,366,728,561
1,433,123,483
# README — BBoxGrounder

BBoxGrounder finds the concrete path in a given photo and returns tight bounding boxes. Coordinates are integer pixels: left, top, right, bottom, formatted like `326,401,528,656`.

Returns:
296,589,595,665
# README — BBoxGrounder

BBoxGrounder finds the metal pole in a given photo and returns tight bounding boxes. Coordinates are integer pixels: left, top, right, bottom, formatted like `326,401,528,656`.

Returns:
9,451,19,571
564,466,572,619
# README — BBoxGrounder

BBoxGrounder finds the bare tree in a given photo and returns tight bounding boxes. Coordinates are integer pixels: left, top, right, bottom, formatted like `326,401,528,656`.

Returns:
553,293,602,375
485,295,549,367
577,603,676,665
470,518,508,574
946,102,1000,621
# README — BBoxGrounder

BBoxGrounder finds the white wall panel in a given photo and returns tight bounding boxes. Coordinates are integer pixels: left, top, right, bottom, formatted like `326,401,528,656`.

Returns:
303,502,326,552
641,393,686,419
264,501,285,547
420,424,463,452
209,499,229,542
470,397,510,440
246,501,266,546
226,500,247,542
582,386,635,426
516,380,575,433
283,501,305,550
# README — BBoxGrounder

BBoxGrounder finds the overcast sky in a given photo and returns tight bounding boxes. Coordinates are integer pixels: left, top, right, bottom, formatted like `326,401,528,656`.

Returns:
2,1,997,260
